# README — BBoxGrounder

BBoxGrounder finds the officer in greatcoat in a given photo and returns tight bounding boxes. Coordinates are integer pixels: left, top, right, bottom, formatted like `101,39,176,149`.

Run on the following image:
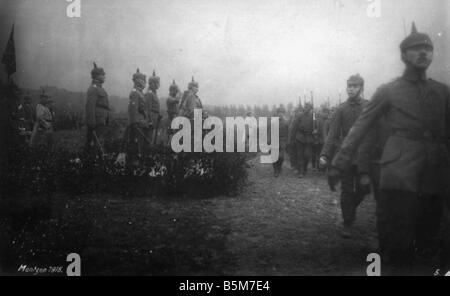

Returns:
331,23,450,274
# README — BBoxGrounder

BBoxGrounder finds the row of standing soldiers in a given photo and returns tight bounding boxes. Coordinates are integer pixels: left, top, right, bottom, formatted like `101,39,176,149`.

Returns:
84,63,203,162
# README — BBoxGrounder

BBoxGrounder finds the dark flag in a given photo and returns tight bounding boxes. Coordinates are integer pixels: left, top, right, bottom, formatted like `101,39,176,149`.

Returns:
2,24,16,77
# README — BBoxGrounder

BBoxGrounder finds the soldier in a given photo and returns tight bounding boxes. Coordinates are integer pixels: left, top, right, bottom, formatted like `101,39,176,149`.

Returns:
289,102,314,178
18,95,35,132
30,89,54,150
179,77,203,120
166,79,181,140
272,106,289,177
125,68,150,164
167,79,181,122
145,70,161,146
84,62,110,156
331,23,449,274
319,74,369,238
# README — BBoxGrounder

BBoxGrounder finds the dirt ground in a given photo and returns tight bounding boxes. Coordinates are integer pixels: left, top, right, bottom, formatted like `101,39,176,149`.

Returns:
4,154,384,276
209,157,379,276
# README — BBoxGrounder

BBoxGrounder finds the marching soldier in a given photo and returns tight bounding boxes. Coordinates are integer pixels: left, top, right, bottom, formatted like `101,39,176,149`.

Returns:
84,62,110,156
319,74,369,238
331,23,449,274
289,102,314,178
272,106,289,177
145,70,161,146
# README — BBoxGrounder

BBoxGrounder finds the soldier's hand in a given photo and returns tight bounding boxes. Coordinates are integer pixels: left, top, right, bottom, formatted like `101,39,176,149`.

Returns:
359,174,371,186
359,174,372,196
319,156,328,170
327,167,340,192
115,152,127,167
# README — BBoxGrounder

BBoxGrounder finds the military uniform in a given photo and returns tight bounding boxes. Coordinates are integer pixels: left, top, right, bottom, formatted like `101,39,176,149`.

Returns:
321,75,369,229
179,91,203,119
127,87,149,158
18,98,35,132
124,69,149,161
30,93,54,150
332,24,449,273
167,80,181,140
289,106,314,177
145,70,161,146
84,62,110,155
167,80,180,119
144,91,160,143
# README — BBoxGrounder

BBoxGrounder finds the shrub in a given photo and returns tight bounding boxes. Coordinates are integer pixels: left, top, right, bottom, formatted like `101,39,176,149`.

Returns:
1,142,249,199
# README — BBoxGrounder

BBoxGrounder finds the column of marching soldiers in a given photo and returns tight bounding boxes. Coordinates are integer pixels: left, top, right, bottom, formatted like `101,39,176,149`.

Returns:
5,22,450,275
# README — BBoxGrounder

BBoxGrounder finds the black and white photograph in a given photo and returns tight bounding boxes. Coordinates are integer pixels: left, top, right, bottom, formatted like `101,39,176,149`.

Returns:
0,0,449,279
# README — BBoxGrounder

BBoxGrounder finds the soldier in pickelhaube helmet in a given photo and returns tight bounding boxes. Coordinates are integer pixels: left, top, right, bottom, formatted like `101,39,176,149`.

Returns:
167,79,181,122
125,68,150,163
166,79,181,140
84,62,110,156
179,76,203,120
331,23,450,274
145,70,161,146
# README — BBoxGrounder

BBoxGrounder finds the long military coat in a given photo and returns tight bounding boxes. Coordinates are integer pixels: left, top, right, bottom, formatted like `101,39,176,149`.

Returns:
333,68,450,195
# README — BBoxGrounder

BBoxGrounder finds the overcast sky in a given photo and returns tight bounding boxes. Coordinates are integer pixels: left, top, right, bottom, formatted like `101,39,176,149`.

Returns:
0,0,449,107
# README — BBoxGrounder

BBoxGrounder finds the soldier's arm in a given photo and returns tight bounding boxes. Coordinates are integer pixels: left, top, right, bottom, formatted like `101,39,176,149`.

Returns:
321,109,341,159
332,86,390,171
183,95,195,118
128,92,139,125
85,87,97,127
354,123,379,175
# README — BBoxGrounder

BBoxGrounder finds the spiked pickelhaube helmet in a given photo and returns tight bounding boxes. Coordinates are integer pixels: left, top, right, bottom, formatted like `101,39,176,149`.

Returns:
188,76,199,89
400,22,433,52
132,68,146,85
148,70,160,87
91,62,105,79
169,79,179,92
